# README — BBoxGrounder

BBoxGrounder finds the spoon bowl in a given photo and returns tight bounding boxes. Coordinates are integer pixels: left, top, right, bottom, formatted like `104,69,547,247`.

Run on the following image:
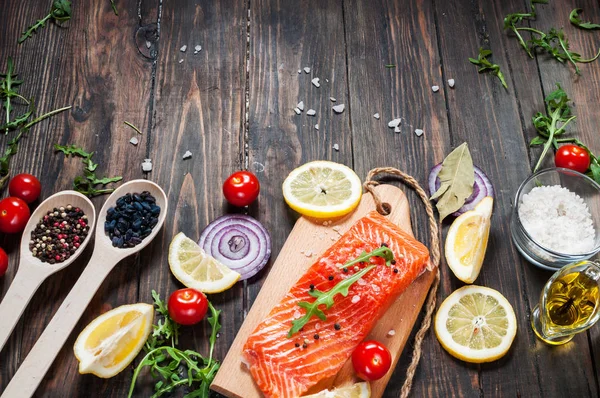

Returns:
0,190,96,353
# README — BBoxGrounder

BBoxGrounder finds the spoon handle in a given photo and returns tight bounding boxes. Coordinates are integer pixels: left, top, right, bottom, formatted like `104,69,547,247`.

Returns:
1,251,116,398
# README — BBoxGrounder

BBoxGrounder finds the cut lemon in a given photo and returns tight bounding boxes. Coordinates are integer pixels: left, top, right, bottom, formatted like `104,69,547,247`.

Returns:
435,285,517,363
444,196,493,283
73,303,153,378
303,382,371,398
282,160,362,218
169,232,241,293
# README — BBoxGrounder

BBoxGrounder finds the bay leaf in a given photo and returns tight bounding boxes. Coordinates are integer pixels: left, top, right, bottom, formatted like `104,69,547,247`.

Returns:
430,142,475,221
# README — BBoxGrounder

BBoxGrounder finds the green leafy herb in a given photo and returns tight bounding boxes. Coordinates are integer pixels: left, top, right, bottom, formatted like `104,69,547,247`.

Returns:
530,84,577,172
124,121,142,135
0,57,26,133
570,8,600,30
430,143,475,222
385,64,396,68
469,48,508,89
504,0,548,57
110,0,118,16
19,0,72,44
54,144,123,196
288,247,395,338
128,292,221,398
0,131,24,189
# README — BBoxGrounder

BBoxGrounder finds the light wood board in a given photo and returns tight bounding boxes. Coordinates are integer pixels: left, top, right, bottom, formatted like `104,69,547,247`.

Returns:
211,185,436,397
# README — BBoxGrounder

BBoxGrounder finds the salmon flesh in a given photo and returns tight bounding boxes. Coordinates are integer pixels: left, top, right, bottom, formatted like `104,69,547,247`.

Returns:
242,211,430,398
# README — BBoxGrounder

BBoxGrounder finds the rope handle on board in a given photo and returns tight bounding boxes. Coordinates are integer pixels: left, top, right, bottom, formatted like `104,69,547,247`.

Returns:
363,167,441,398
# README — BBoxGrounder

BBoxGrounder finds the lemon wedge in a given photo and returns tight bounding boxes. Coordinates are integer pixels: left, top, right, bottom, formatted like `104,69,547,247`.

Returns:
303,382,371,398
444,196,493,283
169,232,241,293
73,303,153,378
435,285,517,363
282,160,362,218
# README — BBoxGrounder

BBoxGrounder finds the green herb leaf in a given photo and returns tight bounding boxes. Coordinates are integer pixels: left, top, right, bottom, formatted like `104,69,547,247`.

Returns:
0,131,23,189
110,0,118,16
503,0,548,57
385,64,396,68
430,143,475,222
469,48,508,89
570,8,600,30
54,144,91,158
124,121,142,135
19,0,72,44
206,302,221,366
337,246,394,269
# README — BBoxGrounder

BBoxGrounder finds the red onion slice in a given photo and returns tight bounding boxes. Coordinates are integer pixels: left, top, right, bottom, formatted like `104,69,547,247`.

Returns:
199,214,271,280
428,163,494,217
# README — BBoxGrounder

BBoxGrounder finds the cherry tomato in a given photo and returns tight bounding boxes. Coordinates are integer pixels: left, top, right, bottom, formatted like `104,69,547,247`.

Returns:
8,174,41,204
168,288,209,325
0,197,30,234
352,340,392,381
223,170,260,207
0,248,8,277
555,144,591,174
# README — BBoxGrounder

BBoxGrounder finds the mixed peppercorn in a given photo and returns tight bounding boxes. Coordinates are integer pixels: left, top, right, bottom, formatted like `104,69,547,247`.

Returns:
29,205,89,264
105,191,160,248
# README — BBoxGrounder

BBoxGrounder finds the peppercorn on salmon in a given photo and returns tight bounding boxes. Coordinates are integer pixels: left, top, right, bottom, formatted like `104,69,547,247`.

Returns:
242,211,430,398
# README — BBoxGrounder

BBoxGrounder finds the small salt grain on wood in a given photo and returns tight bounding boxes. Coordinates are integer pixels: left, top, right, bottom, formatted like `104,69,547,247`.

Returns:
333,144,339,151
304,67,311,73
183,151,192,159
180,45,187,52
297,101,305,111
373,113,380,119
145,40,151,49
415,129,424,137
394,126,401,133
298,69,301,74
141,159,152,172
311,78,320,88
330,97,336,102
432,85,440,92
332,104,345,114
314,124,319,130
448,79,455,88
129,137,139,146
307,109,316,116
178,59,184,64
387,329,396,337
388,118,401,128
294,108,301,115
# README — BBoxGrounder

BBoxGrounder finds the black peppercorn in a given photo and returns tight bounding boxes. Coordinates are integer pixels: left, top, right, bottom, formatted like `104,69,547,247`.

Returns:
328,275,334,281
313,334,319,340
393,268,398,274
391,259,397,265
334,323,341,330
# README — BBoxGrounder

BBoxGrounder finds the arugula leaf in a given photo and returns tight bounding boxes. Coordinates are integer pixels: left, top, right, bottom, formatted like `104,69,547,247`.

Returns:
0,131,23,189
0,57,25,132
146,290,180,350
110,0,118,16
206,302,221,366
469,48,508,89
503,0,548,57
570,8,600,30
337,246,394,269
385,64,396,68
19,0,72,44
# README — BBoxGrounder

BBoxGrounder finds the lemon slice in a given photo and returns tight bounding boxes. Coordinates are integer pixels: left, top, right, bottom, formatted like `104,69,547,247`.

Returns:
444,197,493,283
435,285,517,363
282,160,362,218
73,303,153,378
169,232,241,293
303,382,371,398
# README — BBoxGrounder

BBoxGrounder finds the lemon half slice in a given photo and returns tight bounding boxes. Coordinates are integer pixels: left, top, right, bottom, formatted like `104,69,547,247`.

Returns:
73,303,153,378
444,197,493,283
435,285,517,363
282,161,362,218
169,232,240,293
303,382,371,398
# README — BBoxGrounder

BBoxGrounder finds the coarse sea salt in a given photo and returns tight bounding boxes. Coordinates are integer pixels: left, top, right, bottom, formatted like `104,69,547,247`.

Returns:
518,185,595,254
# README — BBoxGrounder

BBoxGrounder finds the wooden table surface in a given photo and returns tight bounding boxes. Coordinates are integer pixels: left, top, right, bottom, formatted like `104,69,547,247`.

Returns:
1,0,599,397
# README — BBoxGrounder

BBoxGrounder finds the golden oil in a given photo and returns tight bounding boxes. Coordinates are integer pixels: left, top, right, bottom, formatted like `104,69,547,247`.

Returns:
544,270,599,330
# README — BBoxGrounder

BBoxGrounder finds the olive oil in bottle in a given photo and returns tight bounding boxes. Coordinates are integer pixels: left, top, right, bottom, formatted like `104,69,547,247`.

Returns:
544,271,599,330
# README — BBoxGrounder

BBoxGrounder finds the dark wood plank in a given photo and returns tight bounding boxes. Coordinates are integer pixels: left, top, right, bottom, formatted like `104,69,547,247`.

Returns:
135,0,248,396
0,0,158,395
343,0,462,396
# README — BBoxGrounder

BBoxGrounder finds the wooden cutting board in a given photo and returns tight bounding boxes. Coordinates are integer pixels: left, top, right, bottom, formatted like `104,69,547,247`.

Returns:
211,184,436,397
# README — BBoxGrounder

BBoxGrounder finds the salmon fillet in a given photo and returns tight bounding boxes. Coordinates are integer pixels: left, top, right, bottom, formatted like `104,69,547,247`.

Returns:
242,211,430,398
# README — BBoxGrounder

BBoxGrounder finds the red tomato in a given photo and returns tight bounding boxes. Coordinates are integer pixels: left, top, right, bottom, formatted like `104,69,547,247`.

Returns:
555,144,591,174
223,170,260,207
8,174,41,204
0,197,30,234
0,248,8,277
352,340,392,381
168,288,209,325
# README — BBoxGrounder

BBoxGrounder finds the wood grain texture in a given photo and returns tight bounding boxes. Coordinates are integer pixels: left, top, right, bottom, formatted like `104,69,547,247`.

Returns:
212,184,435,398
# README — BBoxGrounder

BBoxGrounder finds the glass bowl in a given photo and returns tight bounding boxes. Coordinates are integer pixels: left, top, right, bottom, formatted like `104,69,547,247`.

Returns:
511,168,600,271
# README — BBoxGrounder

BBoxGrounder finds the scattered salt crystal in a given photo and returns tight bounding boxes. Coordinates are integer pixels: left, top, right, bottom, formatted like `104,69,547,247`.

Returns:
183,151,192,159
519,185,595,254
178,59,184,64
351,295,360,304
448,78,455,88
372,285,380,292
357,278,366,286
194,45,202,52
304,67,311,74
294,108,301,115
311,78,320,88
297,101,305,111
373,113,380,119
129,137,139,146
332,226,340,232
307,109,316,116
387,329,396,337
145,40,151,49
325,79,329,83
323,221,328,226
216,333,220,338
331,237,336,241
332,104,345,113
415,129,424,137
180,45,187,52
314,124,319,130
333,143,339,151
394,126,401,133
294,310,302,319
432,85,440,92
298,69,302,74
141,159,152,172
388,118,401,128
315,323,321,330
330,97,337,102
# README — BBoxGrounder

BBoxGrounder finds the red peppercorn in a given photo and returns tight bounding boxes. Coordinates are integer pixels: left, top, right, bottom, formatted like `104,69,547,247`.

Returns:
75,208,80,212
55,255,61,261
74,242,80,248
54,222,59,227
73,236,80,242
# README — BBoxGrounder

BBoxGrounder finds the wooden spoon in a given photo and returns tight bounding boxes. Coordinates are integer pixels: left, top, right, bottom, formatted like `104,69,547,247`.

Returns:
0,191,96,354
1,179,168,398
